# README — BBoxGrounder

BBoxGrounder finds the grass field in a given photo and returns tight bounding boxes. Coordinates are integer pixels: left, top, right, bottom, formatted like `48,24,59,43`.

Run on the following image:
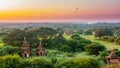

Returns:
0,38,4,48
80,35,120,50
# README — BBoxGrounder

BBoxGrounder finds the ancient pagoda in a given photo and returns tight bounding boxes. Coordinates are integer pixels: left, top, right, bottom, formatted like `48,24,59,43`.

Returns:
106,48,120,64
36,41,46,56
20,37,31,57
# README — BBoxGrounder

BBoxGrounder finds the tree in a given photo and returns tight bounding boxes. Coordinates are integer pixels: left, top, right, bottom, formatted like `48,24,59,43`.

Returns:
51,35,67,49
85,42,105,55
0,46,19,56
114,30,120,36
83,29,93,35
2,29,39,47
55,57,101,68
115,37,120,45
77,29,83,34
2,27,57,47
71,33,81,40
2,29,25,46
0,55,22,68
94,28,113,37
37,27,57,40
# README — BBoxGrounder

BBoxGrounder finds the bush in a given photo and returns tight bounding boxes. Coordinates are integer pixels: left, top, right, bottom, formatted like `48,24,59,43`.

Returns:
58,44,72,52
85,42,105,55
67,40,85,52
115,37,120,45
83,29,93,35
22,57,53,68
55,57,101,68
100,36,115,43
94,28,113,37
0,55,22,68
0,46,19,56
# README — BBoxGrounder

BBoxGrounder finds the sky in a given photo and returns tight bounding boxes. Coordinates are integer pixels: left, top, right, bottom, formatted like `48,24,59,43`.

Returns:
0,0,120,22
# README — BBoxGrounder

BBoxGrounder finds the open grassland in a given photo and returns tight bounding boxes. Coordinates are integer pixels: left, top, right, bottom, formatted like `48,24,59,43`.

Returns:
0,38,4,48
63,33,71,40
80,35,120,50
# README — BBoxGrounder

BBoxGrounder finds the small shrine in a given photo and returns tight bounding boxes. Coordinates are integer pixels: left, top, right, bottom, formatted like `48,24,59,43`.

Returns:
36,41,46,56
64,28,74,35
106,48,120,64
20,37,31,57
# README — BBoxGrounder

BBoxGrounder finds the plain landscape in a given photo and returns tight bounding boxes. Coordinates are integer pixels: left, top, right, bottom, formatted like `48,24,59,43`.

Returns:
0,22,120,68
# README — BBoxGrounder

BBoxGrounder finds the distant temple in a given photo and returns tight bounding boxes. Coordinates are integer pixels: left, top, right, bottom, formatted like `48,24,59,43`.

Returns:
64,28,74,35
20,37,31,57
36,41,46,56
106,48,120,64
20,37,46,57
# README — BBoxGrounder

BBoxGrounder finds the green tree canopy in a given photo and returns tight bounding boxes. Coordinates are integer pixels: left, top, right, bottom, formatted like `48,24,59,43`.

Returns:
94,28,113,37
85,42,105,55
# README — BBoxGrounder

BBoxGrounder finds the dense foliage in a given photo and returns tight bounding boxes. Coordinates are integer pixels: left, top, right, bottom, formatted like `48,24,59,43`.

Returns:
2,27,57,48
22,57,53,68
85,42,105,55
83,29,93,35
100,36,120,45
0,55,22,68
53,34,92,52
55,57,101,68
0,46,19,56
94,28,113,37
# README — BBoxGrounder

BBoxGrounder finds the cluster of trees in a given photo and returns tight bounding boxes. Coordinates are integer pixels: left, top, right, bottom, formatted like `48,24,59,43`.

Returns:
0,55,53,68
51,34,91,52
2,27,92,53
2,27,106,56
0,55,102,68
0,46,19,56
93,27,120,45
0,55,22,68
2,27,57,48
83,29,93,35
85,42,105,55
93,28,113,38
55,57,101,68
100,36,120,45
76,29,93,35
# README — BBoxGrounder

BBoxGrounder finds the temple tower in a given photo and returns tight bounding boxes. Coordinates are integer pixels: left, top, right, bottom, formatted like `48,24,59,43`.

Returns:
106,47,120,64
36,41,46,56
20,37,31,57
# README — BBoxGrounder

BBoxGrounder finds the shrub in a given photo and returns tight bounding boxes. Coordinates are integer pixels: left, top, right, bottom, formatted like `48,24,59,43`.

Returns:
100,36,115,43
22,57,53,68
115,37,120,45
0,46,19,56
0,54,22,68
55,57,101,68
83,29,93,35
58,44,72,52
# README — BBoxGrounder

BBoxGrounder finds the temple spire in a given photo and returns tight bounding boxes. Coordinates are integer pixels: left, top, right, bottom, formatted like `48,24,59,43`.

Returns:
22,37,29,46
38,41,42,48
24,37,26,41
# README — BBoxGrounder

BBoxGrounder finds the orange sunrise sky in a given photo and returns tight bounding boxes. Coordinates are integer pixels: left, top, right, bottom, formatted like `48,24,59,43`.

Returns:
0,0,120,22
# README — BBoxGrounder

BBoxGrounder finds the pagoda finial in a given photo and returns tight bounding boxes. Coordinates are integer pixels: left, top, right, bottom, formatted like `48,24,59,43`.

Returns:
38,41,42,48
39,41,42,45
24,37,26,41
111,47,115,53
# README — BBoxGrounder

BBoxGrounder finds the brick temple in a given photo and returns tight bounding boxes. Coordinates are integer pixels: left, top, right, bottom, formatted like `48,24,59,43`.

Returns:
106,48,120,64
36,41,46,56
20,37,31,57
20,37,45,57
